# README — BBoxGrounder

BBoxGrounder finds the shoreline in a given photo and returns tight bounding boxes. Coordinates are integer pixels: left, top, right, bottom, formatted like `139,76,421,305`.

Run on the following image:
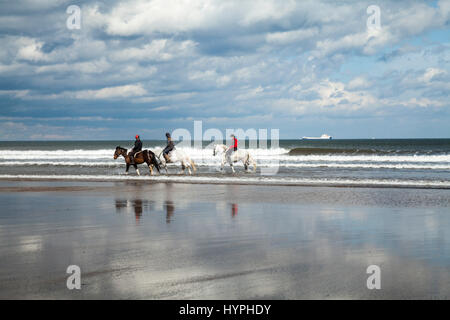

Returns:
0,176,449,190
1,180,449,207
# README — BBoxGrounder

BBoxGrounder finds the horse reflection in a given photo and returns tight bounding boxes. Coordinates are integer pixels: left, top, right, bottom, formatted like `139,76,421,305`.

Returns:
133,199,143,222
165,201,175,224
115,199,153,223
115,199,127,210
114,198,175,224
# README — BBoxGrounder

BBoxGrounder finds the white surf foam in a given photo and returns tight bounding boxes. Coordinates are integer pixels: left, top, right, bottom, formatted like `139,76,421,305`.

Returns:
0,161,449,170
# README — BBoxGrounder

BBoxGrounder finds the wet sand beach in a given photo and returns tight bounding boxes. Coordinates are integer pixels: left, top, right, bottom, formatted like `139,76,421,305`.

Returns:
0,180,449,299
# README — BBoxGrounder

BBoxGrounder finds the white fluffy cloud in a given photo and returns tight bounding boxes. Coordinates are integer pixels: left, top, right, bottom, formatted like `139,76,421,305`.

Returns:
0,0,449,138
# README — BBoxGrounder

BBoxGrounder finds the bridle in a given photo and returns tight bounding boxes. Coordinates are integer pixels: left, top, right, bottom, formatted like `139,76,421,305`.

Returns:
114,147,127,159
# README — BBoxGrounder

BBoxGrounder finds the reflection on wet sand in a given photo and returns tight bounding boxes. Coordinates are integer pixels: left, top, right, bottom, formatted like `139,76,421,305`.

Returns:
231,203,238,217
114,198,175,224
1,182,450,299
114,199,154,223
165,201,175,223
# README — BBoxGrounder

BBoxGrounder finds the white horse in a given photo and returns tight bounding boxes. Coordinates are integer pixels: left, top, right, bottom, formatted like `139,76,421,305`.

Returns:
213,144,257,173
151,147,197,175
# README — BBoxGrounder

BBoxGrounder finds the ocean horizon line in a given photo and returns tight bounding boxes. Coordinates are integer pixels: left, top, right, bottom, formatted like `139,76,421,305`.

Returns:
1,138,450,142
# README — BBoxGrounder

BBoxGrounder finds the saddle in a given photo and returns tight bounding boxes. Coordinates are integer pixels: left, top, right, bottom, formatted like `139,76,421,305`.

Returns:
129,150,143,164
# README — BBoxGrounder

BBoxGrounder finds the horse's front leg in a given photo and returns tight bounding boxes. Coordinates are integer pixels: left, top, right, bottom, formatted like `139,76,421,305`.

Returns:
162,160,169,174
230,163,235,173
125,163,130,174
179,163,186,174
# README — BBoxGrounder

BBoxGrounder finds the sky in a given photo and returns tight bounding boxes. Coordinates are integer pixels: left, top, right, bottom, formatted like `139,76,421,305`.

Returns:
0,0,449,140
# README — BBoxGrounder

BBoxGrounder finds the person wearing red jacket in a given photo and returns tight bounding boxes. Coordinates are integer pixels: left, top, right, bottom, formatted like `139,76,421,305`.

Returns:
226,134,238,161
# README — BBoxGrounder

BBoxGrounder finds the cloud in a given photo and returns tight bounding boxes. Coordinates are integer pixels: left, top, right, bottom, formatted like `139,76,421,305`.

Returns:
273,79,378,116
111,39,196,62
347,76,371,90
0,0,449,139
420,67,447,82
35,59,111,74
16,37,48,62
0,89,30,98
266,28,319,45
68,84,148,100
8,84,149,100
235,86,264,101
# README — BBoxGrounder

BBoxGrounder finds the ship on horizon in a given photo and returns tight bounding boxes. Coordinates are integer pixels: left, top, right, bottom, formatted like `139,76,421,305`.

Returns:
302,134,333,140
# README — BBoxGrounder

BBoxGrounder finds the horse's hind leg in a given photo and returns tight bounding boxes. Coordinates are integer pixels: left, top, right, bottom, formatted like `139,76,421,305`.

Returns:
145,160,154,175
134,164,140,176
250,157,257,172
160,160,168,174
186,162,192,175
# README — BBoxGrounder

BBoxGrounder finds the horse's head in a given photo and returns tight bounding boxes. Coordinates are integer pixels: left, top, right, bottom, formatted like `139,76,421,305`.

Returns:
213,144,225,156
213,144,221,156
114,146,126,159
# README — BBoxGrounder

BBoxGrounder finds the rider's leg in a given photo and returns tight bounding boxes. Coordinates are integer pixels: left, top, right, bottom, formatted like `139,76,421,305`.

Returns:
225,148,232,163
128,151,135,164
163,153,170,162
162,145,173,163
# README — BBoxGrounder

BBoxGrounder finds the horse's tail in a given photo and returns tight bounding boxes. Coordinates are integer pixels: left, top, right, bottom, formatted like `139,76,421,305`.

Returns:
190,159,197,172
147,150,160,172
153,154,161,173
248,154,257,172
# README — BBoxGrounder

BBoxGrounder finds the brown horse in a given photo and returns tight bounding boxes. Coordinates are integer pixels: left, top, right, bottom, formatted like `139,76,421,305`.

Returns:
114,146,160,175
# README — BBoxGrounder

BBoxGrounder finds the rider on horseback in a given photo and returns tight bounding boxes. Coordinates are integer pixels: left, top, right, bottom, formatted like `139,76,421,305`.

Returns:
163,132,175,162
226,134,238,162
129,135,142,165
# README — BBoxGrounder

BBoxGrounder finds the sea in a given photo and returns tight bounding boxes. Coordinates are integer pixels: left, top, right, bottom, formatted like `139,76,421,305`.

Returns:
0,139,449,188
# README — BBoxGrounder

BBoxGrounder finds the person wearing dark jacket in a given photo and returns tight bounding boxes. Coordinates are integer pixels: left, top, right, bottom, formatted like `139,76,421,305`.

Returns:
163,132,175,162
129,135,142,164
